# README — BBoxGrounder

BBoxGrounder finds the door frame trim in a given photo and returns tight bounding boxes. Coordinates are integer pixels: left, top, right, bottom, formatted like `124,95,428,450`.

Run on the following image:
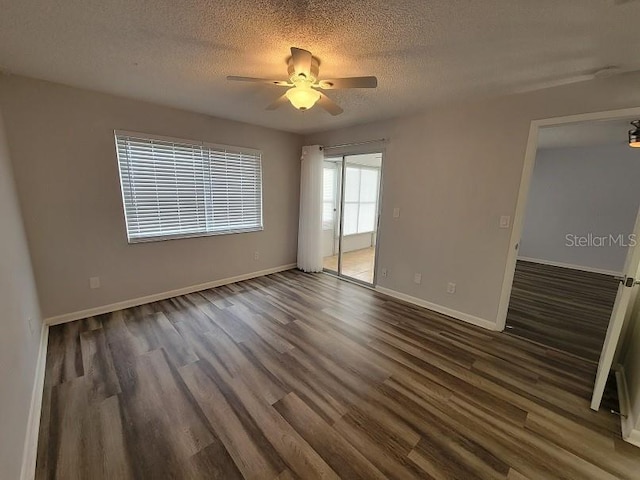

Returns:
496,106,640,331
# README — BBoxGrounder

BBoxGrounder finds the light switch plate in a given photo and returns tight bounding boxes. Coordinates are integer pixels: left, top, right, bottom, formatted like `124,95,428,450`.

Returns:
89,276,101,289
499,215,511,228
393,207,400,218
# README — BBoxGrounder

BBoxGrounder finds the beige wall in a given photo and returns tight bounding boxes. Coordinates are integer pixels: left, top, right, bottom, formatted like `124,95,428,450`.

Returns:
305,72,640,325
0,75,303,319
0,109,43,480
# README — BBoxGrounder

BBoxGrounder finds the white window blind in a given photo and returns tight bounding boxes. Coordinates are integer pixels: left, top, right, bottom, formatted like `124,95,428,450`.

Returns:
115,131,263,243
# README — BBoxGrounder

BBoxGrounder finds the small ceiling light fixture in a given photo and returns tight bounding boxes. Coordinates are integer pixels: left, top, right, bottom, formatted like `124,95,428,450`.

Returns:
629,120,640,148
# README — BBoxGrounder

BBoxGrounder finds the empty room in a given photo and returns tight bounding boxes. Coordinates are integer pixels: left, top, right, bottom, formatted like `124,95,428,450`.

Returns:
506,119,640,361
2,1,640,479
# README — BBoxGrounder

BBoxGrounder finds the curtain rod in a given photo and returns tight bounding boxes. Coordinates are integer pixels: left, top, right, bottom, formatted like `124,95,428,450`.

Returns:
322,138,387,150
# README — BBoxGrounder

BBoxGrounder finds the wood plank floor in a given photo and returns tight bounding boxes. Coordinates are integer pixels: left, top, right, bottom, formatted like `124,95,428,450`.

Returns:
505,260,620,362
36,269,640,479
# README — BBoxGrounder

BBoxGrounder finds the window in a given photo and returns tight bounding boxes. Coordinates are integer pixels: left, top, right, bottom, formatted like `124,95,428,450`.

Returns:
322,164,337,229
343,166,379,235
115,131,262,243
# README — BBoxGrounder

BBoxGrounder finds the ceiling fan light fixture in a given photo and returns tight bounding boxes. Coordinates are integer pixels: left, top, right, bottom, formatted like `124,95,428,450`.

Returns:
630,120,640,148
285,86,320,111
227,47,377,115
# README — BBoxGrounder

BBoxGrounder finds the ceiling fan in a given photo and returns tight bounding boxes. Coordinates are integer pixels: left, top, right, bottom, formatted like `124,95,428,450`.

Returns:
227,47,378,116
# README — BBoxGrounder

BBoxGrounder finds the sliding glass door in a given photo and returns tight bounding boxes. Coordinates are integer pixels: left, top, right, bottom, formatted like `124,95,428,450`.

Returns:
322,153,383,285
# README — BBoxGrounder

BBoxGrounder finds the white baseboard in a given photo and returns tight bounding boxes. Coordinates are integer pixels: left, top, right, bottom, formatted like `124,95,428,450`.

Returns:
626,427,640,448
45,264,297,326
20,323,49,480
375,286,498,331
615,364,640,448
517,256,621,277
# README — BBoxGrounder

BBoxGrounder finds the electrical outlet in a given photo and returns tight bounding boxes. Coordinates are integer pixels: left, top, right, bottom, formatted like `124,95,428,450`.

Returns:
413,273,422,284
499,215,511,229
381,268,388,277
393,207,401,218
89,276,101,289
253,251,259,261
447,282,456,294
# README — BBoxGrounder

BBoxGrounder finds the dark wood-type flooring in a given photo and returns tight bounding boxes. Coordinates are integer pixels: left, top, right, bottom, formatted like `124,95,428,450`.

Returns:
37,269,640,479
506,260,620,362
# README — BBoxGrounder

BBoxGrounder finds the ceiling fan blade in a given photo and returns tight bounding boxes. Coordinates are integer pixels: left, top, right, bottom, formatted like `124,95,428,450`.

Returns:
318,76,378,89
512,73,596,94
317,92,343,116
227,76,291,86
266,94,289,111
290,47,313,78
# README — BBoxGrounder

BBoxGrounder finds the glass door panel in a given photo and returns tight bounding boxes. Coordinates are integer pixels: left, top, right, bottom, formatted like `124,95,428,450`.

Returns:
321,157,342,273
338,154,382,284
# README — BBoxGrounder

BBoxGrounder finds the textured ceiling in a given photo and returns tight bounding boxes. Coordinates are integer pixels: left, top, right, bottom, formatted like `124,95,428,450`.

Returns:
538,118,638,149
1,0,640,134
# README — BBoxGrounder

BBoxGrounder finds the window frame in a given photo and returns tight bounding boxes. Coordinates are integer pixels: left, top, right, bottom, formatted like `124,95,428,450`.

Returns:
114,130,264,244
322,162,339,231
342,165,380,236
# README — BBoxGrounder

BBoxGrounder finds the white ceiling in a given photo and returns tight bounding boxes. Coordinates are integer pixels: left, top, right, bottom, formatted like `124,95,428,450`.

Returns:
538,118,637,149
1,0,639,134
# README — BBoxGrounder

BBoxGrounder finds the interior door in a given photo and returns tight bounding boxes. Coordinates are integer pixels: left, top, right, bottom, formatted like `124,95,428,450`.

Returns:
591,206,640,410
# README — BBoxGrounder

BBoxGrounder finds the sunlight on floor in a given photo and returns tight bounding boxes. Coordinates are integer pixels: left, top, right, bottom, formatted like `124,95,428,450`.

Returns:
323,247,375,283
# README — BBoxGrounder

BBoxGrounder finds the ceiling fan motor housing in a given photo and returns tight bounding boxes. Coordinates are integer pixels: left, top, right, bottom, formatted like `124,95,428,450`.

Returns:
288,56,320,83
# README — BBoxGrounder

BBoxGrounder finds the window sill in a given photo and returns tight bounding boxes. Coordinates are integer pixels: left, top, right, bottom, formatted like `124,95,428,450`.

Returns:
127,226,264,244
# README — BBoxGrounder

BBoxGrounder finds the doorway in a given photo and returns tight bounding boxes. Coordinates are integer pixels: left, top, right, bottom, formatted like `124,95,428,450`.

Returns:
322,153,383,285
504,118,640,361
497,107,640,411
